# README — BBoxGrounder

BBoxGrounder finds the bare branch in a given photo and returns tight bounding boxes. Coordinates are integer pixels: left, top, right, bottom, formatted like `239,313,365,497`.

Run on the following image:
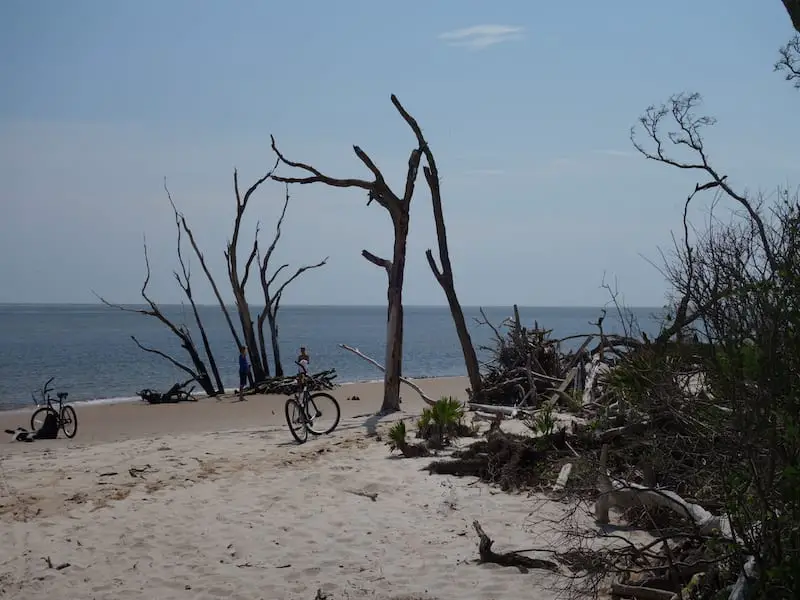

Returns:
270,135,373,192
425,248,443,280
631,93,777,273
273,258,329,301
163,178,243,350
130,335,197,379
241,222,260,290
775,35,800,87
362,249,392,275
266,263,289,289
260,183,291,281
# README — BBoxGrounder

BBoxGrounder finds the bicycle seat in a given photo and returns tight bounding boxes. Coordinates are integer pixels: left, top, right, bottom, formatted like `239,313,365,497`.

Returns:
57,392,68,400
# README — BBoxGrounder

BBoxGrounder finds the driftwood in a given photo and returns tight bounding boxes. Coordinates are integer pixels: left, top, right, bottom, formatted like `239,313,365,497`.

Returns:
595,444,732,538
249,369,337,395
339,344,436,406
471,521,558,573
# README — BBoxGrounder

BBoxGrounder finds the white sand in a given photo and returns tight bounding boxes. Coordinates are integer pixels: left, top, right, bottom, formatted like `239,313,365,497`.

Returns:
0,379,606,600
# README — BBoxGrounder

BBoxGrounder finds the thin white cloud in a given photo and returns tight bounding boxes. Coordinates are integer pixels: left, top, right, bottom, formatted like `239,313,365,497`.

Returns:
438,25,525,50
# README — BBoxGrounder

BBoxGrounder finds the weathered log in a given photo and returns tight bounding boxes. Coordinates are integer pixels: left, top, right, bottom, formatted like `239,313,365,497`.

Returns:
552,462,573,493
471,520,559,573
595,444,733,538
610,581,675,600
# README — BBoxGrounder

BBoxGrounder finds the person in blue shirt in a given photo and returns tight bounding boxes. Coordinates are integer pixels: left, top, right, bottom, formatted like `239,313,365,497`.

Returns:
238,345,250,401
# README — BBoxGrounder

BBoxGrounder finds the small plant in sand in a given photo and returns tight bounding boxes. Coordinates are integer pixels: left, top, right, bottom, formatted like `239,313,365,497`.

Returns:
416,396,477,448
387,420,429,458
528,404,556,437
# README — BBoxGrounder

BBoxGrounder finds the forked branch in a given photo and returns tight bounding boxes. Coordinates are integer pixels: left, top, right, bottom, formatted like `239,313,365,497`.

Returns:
631,93,776,273
775,35,800,87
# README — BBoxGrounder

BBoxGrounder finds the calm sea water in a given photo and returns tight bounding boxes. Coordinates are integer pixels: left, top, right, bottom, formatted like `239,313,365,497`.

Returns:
0,304,663,411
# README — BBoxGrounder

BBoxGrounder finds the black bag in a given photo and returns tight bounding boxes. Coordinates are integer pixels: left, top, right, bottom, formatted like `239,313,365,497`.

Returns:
34,411,59,440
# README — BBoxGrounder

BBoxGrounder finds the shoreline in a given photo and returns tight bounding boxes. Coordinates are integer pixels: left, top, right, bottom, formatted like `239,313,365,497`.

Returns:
0,373,461,416
0,376,469,448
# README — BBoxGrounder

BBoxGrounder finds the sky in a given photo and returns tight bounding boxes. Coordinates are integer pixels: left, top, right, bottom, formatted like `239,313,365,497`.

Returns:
1,0,798,308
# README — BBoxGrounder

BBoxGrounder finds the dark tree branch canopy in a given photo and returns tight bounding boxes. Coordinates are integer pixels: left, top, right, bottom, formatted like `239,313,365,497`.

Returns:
776,35,800,87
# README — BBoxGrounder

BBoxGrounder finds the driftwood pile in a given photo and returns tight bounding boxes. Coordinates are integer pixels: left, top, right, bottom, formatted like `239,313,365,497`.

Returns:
475,306,605,412
425,309,752,599
249,369,337,395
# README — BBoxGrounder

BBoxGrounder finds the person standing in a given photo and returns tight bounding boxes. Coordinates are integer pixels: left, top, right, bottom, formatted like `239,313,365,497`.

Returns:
238,345,250,401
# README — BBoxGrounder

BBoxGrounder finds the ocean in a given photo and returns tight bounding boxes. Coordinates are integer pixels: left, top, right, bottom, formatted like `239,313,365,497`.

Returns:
0,304,664,411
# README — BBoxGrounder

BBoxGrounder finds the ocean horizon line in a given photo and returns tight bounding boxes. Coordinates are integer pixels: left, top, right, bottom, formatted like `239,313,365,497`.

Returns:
0,302,665,311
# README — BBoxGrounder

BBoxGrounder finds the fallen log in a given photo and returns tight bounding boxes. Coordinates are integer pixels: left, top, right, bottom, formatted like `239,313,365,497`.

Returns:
471,520,559,573
594,444,733,538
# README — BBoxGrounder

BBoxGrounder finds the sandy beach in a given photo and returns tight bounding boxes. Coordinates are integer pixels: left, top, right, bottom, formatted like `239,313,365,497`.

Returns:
0,376,594,600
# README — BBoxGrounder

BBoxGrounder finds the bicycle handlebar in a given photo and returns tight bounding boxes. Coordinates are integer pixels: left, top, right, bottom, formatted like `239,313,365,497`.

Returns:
42,376,55,397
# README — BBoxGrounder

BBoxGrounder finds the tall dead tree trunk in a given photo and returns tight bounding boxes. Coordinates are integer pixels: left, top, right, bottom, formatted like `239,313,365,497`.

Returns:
96,240,217,396
397,108,483,401
170,204,225,394
256,184,327,377
271,94,423,413
225,161,279,382
783,0,800,32
164,180,244,355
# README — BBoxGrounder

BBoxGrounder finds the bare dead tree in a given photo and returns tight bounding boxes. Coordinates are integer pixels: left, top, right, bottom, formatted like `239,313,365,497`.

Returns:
270,94,425,413
95,239,217,396
776,35,800,87
631,92,777,277
397,105,483,401
168,199,225,394
165,179,244,355
255,183,327,376
225,160,280,382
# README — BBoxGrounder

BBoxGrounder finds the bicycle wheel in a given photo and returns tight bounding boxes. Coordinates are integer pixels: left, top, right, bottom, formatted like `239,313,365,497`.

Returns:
305,392,341,436
31,407,57,432
60,405,78,438
284,398,308,444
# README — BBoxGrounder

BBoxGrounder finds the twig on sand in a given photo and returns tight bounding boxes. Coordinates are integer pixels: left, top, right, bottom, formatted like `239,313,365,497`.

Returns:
128,465,155,478
472,520,559,573
339,344,436,406
346,489,378,502
42,557,70,570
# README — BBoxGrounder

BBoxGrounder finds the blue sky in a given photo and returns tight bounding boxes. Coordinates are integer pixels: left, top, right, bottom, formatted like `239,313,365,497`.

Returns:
1,0,797,307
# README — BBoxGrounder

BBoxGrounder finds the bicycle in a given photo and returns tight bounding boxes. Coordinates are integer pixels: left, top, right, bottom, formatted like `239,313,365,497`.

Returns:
284,365,341,444
30,377,78,439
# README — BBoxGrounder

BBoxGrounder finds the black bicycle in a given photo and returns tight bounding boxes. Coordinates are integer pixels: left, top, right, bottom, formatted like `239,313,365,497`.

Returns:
31,377,78,439
284,366,341,444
